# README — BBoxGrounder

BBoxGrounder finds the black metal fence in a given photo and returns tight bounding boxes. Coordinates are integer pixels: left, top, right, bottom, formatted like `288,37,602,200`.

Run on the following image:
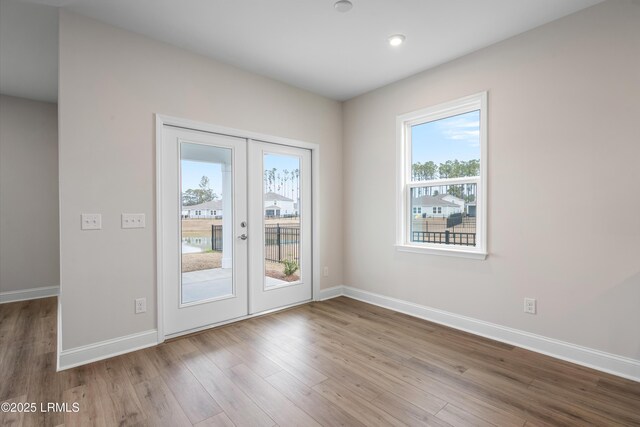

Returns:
412,230,476,246
211,224,299,262
211,225,223,251
446,213,463,228
265,224,300,262
461,216,476,227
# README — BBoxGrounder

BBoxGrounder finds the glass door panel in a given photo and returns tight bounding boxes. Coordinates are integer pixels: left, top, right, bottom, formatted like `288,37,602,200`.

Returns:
263,153,301,289
180,142,233,305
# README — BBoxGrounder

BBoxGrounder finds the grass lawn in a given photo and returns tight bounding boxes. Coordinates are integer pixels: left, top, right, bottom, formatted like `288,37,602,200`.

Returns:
182,251,299,281
182,218,300,233
181,218,301,281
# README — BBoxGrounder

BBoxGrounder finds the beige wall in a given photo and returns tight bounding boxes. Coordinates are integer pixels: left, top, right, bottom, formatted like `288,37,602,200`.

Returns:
59,1,639,361
343,0,640,359
0,95,59,294
58,11,343,349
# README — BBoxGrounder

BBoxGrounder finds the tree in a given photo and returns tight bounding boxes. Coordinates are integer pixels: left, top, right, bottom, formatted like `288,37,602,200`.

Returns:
283,169,289,197
198,176,216,202
181,175,217,206
269,168,276,192
447,184,465,199
182,189,200,206
261,167,301,199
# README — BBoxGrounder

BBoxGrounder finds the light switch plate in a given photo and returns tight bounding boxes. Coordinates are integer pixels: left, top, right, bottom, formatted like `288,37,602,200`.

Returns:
81,213,102,230
122,213,146,229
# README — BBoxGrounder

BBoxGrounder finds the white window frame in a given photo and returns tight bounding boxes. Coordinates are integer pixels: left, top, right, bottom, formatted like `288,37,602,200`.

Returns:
395,92,488,260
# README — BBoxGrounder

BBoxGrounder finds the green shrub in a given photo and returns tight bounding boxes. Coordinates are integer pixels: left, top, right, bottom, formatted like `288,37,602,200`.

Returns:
282,259,299,276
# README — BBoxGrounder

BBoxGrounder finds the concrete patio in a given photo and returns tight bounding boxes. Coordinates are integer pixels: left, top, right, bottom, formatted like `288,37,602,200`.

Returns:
182,268,286,303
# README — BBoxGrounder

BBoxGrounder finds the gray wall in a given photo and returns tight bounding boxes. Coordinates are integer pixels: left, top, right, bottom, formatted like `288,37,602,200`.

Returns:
342,1,640,359
0,95,59,294
58,11,343,350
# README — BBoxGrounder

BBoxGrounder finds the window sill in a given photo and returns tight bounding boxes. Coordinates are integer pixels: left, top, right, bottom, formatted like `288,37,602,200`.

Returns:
395,244,488,260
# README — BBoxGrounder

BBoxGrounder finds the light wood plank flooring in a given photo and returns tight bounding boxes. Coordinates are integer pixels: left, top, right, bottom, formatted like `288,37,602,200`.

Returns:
1,296,639,426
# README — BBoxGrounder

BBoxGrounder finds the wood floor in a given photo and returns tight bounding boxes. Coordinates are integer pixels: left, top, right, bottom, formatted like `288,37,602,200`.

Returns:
1,297,639,427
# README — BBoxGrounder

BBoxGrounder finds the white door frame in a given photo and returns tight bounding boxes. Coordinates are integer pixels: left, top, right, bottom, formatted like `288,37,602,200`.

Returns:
155,114,321,343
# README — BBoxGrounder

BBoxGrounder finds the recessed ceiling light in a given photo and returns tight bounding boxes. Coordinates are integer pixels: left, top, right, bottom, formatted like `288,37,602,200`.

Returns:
388,34,406,47
334,0,353,13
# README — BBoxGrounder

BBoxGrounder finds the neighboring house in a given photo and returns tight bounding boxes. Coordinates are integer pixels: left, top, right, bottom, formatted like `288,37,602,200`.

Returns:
182,199,224,219
264,205,281,217
413,194,464,217
264,192,297,217
440,194,465,212
466,201,477,217
183,193,299,219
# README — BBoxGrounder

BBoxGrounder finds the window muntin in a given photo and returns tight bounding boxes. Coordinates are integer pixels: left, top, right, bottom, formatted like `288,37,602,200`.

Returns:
397,92,487,258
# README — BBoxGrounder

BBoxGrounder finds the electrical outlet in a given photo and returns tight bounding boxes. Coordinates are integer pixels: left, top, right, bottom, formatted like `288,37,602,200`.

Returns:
524,298,536,314
135,298,147,314
122,213,146,229
323,266,329,277
81,213,102,230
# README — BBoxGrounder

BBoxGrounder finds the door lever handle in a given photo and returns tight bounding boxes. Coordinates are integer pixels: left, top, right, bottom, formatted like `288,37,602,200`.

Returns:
238,234,247,240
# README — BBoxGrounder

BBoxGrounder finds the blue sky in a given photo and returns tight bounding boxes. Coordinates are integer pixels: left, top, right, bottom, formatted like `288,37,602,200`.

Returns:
181,153,299,194
264,153,300,176
181,160,222,194
412,110,480,165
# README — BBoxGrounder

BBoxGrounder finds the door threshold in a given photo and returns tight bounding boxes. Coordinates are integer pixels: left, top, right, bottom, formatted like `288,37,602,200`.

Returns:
163,298,312,342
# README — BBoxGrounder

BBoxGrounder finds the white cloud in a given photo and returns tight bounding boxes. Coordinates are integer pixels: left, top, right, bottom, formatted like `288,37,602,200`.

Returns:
438,117,480,147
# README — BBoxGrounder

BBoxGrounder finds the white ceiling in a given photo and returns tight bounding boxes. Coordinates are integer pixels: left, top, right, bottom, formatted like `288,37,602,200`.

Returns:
1,0,604,102
0,0,59,102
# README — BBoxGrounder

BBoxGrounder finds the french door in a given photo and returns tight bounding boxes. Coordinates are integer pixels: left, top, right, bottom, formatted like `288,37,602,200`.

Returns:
160,125,312,337
248,141,312,314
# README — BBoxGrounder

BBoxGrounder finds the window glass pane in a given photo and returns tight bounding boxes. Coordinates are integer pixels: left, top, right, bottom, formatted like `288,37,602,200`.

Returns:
180,143,233,304
411,110,480,182
410,183,477,246
263,153,301,288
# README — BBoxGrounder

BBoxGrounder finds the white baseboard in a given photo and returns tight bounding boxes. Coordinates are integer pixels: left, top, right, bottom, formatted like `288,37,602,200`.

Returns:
324,285,640,382
58,329,158,371
318,286,345,301
54,286,640,381
57,288,336,370
0,286,59,304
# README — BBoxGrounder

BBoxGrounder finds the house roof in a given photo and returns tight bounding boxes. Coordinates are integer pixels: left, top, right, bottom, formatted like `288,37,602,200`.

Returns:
264,192,293,202
441,194,464,203
183,199,223,210
413,194,461,208
184,193,294,210
265,205,281,210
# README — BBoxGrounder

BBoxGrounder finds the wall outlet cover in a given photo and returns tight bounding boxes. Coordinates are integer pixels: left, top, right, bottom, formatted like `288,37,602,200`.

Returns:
524,297,537,314
135,298,147,314
81,213,102,230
